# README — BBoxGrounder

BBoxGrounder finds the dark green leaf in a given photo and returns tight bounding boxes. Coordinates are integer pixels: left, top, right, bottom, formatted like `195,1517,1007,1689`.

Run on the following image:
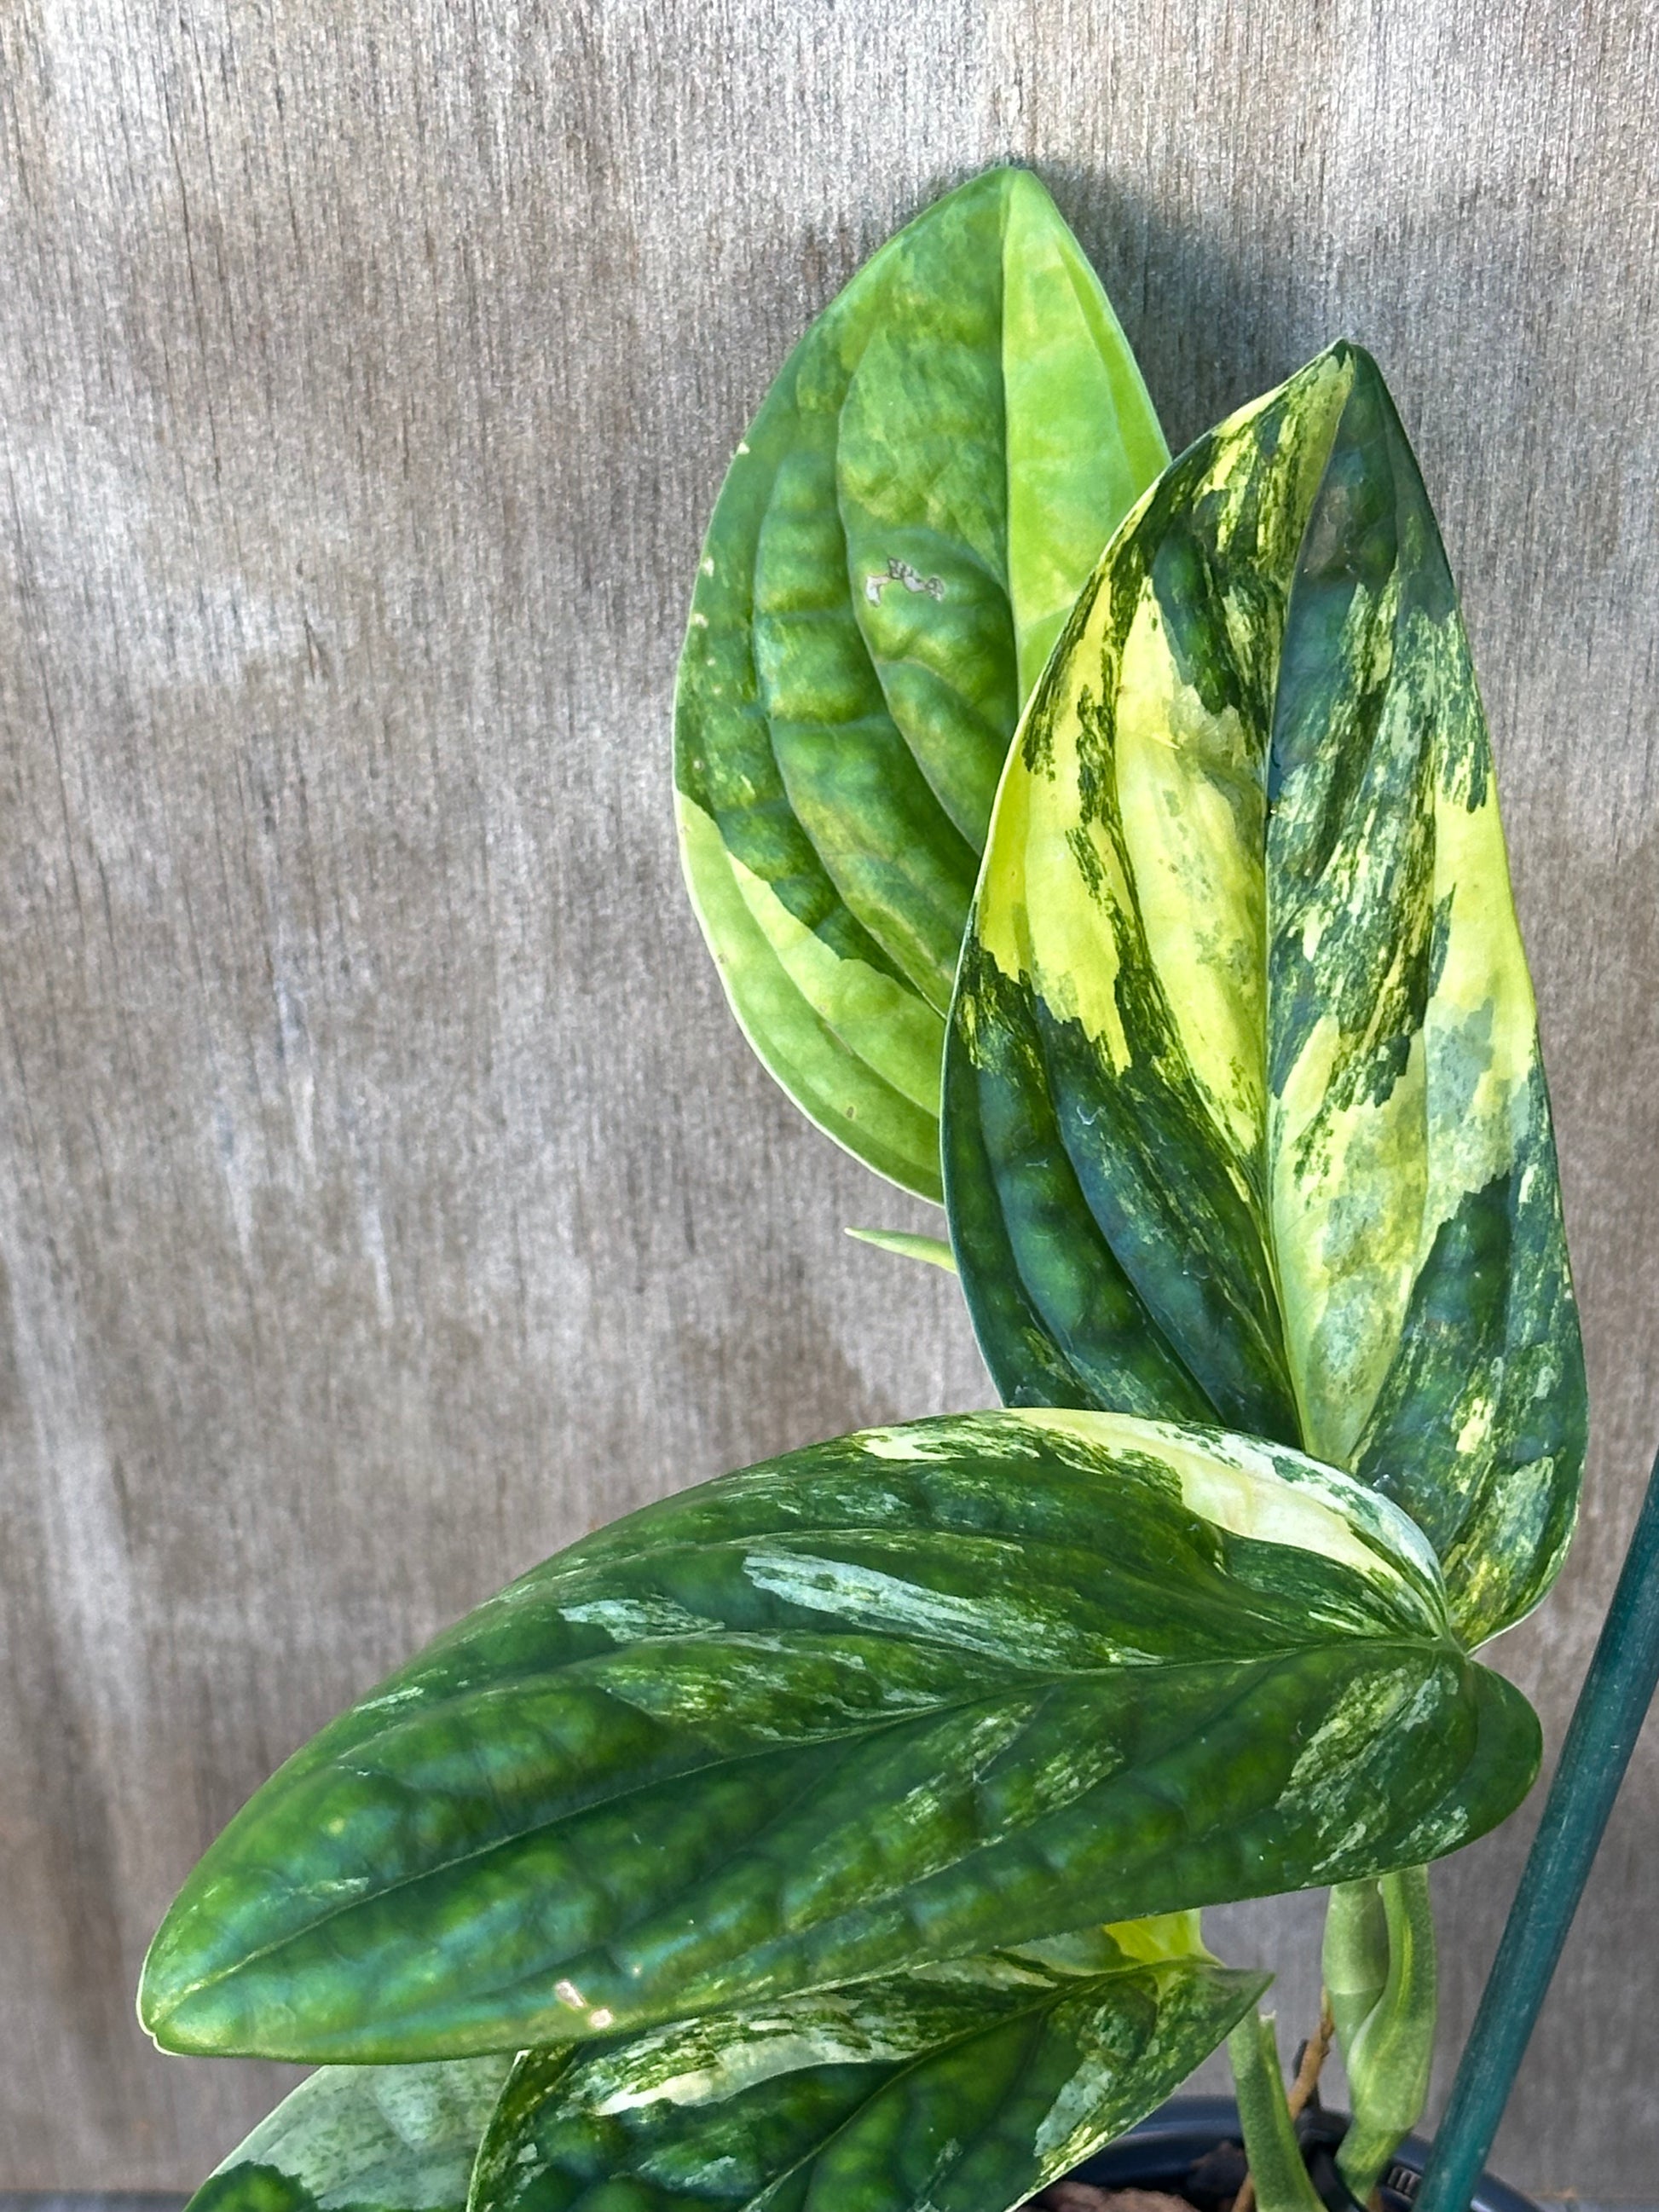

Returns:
142,1411,1538,2063
944,342,1586,1643
468,1925,1263,2212
676,165,1168,1199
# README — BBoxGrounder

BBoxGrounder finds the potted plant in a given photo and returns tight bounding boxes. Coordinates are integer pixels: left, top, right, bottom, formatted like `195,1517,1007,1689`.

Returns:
144,166,1656,2212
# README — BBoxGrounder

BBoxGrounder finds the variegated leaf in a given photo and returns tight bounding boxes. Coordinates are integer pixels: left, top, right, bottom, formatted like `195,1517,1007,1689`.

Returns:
183,2057,512,2212
676,165,1168,1200
945,341,1586,1645
141,1409,1537,2063
467,1924,1263,2212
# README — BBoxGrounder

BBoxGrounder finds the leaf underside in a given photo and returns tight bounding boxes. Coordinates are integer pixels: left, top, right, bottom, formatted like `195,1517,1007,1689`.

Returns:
184,2055,512,2212
142,1409,1538,2063
944,341,1586,1645
468,1930,1264,2212
676,165,1169,1199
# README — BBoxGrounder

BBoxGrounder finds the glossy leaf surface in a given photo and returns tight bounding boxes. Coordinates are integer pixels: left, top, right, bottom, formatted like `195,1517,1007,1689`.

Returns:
185,2057,512,2212
676,166,1168,1199
945,342,1586,1644
142,1410,1538,2063
468,1926,1263,2212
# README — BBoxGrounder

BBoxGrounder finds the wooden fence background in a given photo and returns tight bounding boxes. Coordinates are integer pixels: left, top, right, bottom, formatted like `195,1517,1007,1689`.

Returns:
3,0,1656,2190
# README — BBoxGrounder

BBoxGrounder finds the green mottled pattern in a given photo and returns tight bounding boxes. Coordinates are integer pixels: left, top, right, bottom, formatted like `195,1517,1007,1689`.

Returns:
141,1410,1537,2063
183,2058,512,2212
945,342,1586,1645
467,1930,1264,2212
676,166,1168,1199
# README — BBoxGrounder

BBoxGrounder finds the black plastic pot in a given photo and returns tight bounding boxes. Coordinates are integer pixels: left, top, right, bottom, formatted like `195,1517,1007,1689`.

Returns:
1066,2096,1537,2212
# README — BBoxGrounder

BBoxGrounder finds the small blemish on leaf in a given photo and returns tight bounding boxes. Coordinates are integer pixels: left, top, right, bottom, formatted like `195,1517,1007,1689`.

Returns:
865,557,945,605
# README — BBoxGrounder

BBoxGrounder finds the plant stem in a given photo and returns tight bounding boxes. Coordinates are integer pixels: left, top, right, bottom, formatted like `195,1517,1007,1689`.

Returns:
1228,2013,1326,2212
1322,1880,1388,2060
1335,1868,1436,2200
1289,2001,1336,2117
1234,2001,1335,2212
1414,1440,1659,2212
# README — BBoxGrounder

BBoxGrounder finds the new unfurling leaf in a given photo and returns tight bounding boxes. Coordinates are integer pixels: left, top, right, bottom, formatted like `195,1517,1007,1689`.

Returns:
945,342,1586,1644
676,167,1167,1199
142,1410,1536,2064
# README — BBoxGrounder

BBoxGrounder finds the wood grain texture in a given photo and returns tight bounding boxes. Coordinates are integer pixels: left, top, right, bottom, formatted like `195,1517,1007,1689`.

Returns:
0,0,1654,2189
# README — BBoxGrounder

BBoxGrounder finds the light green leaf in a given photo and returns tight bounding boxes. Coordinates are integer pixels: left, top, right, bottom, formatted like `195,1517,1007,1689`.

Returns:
182,2057,513,2212
846,1227,959,1272
945,341,1586,1645
467,1928,1263,2212
676,165,1168,1200
142,1409,1537,2064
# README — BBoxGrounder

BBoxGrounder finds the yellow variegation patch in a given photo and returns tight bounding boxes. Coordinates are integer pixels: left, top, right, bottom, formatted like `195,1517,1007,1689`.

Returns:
945,343,1586,1647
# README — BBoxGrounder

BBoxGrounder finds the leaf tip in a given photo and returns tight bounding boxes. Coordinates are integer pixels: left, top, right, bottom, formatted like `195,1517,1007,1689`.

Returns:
846,1227,958,1273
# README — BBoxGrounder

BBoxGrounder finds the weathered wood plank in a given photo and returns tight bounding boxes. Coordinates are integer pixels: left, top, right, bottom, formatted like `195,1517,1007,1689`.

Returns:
0,0,1654,2188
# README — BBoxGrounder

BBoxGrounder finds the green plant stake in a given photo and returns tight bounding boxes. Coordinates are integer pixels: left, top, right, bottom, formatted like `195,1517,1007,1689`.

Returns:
1415,1442,1659,2212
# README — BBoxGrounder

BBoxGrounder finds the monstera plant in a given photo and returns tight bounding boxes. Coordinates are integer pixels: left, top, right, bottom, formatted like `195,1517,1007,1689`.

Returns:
146,168,1591,2212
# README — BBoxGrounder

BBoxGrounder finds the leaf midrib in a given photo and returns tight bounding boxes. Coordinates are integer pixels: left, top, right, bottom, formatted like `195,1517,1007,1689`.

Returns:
1256,357,1358,1457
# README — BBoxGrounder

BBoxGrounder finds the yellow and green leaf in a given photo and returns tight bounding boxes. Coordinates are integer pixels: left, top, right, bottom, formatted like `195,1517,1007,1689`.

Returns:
142,1409,1536,2063
945,343,1586,1645
676,166,1168,1200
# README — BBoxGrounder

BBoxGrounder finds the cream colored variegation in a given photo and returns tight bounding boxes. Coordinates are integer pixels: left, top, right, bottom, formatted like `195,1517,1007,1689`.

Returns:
465,1925,1264,2212
1010,1408,1442,1612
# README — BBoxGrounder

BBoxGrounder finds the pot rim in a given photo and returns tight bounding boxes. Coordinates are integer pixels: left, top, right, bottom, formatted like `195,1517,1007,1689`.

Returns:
1068,2094,1537,2212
